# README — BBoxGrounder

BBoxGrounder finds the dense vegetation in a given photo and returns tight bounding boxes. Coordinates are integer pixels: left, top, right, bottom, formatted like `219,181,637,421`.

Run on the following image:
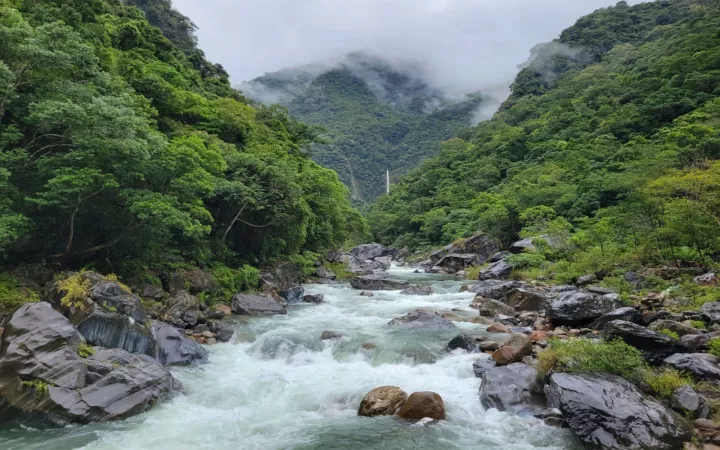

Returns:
246,53,485,202
0,0,365,278
370,0,720,280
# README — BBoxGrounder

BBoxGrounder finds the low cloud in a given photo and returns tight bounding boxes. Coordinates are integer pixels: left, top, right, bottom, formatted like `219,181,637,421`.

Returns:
173,0,644,98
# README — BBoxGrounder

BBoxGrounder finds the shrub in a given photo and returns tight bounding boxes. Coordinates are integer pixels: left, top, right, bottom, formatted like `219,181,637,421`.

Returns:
538,338,647,381
505,252,547,270
211,264,261,302
21,379,49,398
709,337,720,358
78,343,95,358
0,274,39,311
57,273,91,310
644,369,693,398
690,320,707,330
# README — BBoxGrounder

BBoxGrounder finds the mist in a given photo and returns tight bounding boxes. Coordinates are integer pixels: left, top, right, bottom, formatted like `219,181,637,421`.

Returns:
173,0,644,98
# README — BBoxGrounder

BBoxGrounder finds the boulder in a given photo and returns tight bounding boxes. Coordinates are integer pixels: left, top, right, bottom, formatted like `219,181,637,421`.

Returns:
208,321,234,342
400,285,434,296
490,251,511,262
671,385,711,419
279,285,304,305
506,288,548,312
548,373,692,449
548,291,622,326
260,260,302,291
0,303,179,425
163,290,203,329
603,320,692,364
487,322,511,333
315,267,336,280
591,307,643,330
320,331,344,340
509,238,535,254
475,298,515,317
429,249,447,264
349,243,385,261
184,270,216,294
388,309,457,329
664,353,720,381
472,358,497,377
445,234,499,259
702,303,720,324
326,250,344,263
574,274,597,286
682,332,720,351
649,319,702,337
231,294,287,316
396,392,446,421
446,334,478,352
350,274,409,291
72,303,157,357
374,256,392,270
303,293,325,304
468,280,521,300
345,255,377,274
139,284,165,300
358,386,408,417
359,291,374,297
478,261,513,280
480,363,546,415
435,253,481,274
695,273,717,286
151,321,208,367
492,333,532,366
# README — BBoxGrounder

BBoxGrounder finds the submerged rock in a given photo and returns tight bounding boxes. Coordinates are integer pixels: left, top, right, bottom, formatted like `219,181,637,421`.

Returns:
320,330,344,340
151,321,208,367
400,285,434,296
279,285,304,305
0,303,178,425
357,386,408,417
545,372,691,450
396,392,446,421
303,293,325,304
387,309,457,329
350,274,409,291
231,294,287,316
446,334,477,352
480,363,546,415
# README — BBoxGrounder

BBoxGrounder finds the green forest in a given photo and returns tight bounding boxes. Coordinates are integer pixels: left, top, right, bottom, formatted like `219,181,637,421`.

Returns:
248,54,485,202
370,0,720,283
0,0,366,279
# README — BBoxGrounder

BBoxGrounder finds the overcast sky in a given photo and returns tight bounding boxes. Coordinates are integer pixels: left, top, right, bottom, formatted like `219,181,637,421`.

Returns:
173,0,643,95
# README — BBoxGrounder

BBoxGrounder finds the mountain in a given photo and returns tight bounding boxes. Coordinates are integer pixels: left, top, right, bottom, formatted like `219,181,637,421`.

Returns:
243,52,486,202
369,0,720,282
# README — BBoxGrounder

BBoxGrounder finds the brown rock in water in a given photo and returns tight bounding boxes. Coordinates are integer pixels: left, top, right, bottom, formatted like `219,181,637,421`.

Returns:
487,322,511,333
492,333,532,366
320,331,344,340
214,304,231,317
396,392,446,420
358,386,408,417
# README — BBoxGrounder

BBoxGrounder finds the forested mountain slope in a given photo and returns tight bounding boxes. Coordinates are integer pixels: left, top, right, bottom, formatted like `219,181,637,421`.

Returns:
244,53,485,202
0,0,365,276
370,0,720,279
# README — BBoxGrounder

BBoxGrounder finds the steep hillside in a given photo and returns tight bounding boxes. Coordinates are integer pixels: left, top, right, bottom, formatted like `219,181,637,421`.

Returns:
244,53,485,202
370,0,720,280
0,0,365,276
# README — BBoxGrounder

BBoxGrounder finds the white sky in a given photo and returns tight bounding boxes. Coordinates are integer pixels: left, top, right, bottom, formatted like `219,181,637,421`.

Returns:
173,0,645,94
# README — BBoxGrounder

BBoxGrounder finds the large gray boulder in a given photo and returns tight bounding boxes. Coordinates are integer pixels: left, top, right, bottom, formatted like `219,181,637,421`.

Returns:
400,285,434,296
350,274,409,291
231,294,287,316
162,290,204,329
591,307,643,330
475,298,515,318
509,238,536,254
468,280,521,300
546,372,692,450
702,302,720,324
349,243,385,261
603,320,692,364
151,321,208,367
505,288,548,312
260,260,302,291
435,254,482,274
478,261,514,280
663,353,720,381
548,291,623,326
278,285,304,305
0,303,179,425
388,309,457,329
670,385,711,419
480,363,546,415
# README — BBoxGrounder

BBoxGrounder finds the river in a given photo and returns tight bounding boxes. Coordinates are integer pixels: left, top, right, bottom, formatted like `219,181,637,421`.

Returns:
0,266,581,450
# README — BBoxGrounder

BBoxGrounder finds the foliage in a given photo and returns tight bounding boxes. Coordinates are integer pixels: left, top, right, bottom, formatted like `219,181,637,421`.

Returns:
21,379,49,398
644,368,693,398
0,274,39,311
57,273,91,310
0,0,365,275
505,252,547,270
660,329,681,340
708,337,720,359
78,343,95,358
690,320,707,330
538,338,647,381
211,264,261,302
368,0,720,275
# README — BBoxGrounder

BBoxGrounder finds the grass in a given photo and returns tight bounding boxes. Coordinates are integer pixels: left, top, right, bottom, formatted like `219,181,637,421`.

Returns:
538,338,647,381
644,368,694,398
709,337,720,358
21,379,49,398
464,265,483,280
78,343,95,358
326,262,353,281
660,329,681,340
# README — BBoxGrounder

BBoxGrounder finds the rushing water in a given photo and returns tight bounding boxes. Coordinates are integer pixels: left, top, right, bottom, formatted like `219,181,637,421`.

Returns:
0,266,581,450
